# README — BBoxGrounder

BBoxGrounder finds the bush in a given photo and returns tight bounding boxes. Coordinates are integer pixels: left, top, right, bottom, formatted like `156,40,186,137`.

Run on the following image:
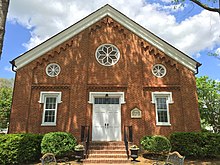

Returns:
141,135,171,154
0,133,43,164
41,132,77,157
170,132,220,158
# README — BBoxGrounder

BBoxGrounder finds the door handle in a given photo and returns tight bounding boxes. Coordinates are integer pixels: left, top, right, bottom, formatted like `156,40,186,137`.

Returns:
104,123,109,128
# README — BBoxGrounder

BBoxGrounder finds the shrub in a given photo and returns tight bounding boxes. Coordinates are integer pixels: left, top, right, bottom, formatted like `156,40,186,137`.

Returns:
41,132,77,157
0,133,43,164
141,135,171,154
170,132,220,158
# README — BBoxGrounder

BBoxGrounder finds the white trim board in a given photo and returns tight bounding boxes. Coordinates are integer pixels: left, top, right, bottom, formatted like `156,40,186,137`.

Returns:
88,92,125,104
12,4,200,73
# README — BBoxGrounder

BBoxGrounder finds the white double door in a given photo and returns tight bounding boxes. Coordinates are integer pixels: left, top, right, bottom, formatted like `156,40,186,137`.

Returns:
92,104,121,141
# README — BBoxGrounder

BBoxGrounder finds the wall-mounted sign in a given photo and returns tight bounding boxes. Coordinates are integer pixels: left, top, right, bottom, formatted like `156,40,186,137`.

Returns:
131,108,142,118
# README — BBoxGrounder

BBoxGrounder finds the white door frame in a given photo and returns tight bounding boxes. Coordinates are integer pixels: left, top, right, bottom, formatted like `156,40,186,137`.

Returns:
88,92,125,141
88,92,126,104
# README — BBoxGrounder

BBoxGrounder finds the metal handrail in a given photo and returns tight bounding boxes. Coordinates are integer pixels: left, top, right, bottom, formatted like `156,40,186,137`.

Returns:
128,126,133,142
81,125,90,159
86,126,90,158
124,125,133,159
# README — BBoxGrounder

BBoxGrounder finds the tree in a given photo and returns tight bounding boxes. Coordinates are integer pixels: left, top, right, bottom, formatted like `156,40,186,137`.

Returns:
173,0,220,14
0,78,13,129
196,76,220,133
208,52,220,60
0,0,10,57
173,1,220,60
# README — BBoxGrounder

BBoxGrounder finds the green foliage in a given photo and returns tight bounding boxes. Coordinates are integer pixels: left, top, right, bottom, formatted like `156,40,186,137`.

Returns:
208,52,220,60
41,132,77,157
196,76,220,133
140,135,171,154
170,132,220,158
0,78,14,88
0,133,43,164
0,78,13,129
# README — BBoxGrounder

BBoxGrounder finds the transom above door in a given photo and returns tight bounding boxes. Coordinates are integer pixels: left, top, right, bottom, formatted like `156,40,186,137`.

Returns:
94,97,120,104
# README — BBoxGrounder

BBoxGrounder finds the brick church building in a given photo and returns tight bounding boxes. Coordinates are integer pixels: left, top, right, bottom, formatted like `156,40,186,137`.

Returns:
9,5,201,144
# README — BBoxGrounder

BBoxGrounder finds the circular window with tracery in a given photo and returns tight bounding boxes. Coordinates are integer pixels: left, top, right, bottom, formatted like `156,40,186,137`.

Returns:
46,63,61,77
152,64,166,78
95,44,120,66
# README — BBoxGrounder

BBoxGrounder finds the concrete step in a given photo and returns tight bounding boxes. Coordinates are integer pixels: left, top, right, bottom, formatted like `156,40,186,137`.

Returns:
84,141,130,164
89,141,125,146
88,153,127,158
83,158,130,164
89,149,126,154
89,146,126,150
90,141,125,145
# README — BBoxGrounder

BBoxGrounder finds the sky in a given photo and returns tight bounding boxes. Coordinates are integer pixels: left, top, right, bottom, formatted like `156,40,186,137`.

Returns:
0,0,220,81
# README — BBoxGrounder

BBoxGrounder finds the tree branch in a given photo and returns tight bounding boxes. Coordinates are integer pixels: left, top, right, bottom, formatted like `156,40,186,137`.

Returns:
190,0,220,14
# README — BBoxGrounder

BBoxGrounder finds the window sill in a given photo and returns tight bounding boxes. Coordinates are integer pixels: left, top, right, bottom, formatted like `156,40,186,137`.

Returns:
41,123,56,126
156,123,171,126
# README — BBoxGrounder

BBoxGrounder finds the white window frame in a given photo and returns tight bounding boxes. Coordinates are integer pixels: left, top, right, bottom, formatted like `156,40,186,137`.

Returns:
151,92,173,126
95,44,120,66
152,64,167,78
39,92,62,126
46,63,61,77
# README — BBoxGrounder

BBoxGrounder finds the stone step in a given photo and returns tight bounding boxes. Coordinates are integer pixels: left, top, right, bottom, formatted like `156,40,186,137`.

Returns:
89,149,126,154
90,141,125,145
89,145,125,150
89,142,124,146
84,141,130,164
83,158,130,164
89,142,125,149
88,153,127,158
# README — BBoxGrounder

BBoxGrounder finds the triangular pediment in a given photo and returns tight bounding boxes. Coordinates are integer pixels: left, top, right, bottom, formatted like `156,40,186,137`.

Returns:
11,4,201,72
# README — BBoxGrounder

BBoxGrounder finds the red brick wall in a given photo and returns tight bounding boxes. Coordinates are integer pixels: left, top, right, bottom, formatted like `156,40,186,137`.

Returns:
9,17,201,144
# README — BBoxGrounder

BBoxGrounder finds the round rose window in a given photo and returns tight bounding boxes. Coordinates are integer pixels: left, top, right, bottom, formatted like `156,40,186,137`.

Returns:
95,44,120,66
152,64,166,78
46,63,61,77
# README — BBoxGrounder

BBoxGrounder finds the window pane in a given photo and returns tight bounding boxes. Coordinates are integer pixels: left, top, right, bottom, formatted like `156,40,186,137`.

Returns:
156,97,168,123
158,111,168,122
46,97,56,109
96,44,120,66
44,110,55,122
94,98,119,104
44,97,56,123
156,98,167,109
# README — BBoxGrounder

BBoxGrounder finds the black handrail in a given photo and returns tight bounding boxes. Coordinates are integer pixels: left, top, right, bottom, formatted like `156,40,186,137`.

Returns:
86,126,90,158
81,126,85,142
124,126,129,159
128,126,133,142
81,125,90,159
124,126,133,159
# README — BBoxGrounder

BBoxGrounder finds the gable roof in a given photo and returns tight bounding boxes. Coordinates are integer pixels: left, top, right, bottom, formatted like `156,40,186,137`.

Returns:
11,4,201,73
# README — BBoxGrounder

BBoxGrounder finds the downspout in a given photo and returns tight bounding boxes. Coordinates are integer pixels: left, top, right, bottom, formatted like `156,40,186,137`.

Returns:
8,59,16,134
9,60,16,72
195,63,202,75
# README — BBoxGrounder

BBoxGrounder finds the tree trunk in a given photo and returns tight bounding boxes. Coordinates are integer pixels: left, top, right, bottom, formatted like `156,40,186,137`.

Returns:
0,0,10,57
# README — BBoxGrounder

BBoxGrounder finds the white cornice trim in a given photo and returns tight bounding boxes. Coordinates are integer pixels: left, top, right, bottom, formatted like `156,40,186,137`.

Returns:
151,92,174,104
39,91,62,103
13,4,200,73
